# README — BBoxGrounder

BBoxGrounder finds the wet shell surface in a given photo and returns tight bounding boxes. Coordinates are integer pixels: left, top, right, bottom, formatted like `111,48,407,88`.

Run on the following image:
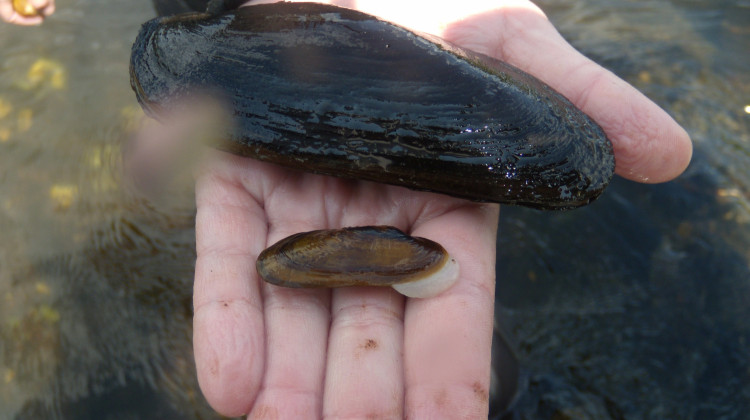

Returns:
256,226,459,298
130,2,615,210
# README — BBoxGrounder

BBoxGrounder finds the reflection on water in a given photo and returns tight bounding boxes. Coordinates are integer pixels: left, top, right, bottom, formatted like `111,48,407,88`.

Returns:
0,0,748,419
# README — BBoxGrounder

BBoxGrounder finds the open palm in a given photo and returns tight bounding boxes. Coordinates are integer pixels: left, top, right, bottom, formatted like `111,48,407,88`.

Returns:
194,153,498,418
189,0,692,418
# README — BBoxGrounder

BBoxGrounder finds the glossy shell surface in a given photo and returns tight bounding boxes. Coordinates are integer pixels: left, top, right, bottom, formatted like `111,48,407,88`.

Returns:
256,226,458,297
130,2,615,209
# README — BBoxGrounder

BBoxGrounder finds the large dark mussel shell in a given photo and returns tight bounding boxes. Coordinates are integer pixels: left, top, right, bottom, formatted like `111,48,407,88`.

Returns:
130,2,615,209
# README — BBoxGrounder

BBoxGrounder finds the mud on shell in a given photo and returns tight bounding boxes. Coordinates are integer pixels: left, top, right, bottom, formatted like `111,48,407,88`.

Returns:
129,2,615,210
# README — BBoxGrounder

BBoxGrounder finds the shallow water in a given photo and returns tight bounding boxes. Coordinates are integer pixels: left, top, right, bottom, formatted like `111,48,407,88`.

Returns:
0,0,216,418
494,0,750,418
0,0,748,419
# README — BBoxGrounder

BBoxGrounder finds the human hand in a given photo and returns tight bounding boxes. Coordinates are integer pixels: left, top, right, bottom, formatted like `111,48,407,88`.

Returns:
193,153,499,418
188,1,692,418
0,0,54,25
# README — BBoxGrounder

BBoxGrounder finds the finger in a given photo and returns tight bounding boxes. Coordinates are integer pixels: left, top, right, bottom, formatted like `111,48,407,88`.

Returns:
404,203,499,418
0,0,48,23
248,216,332,419
0,8,43,25
249,287,330,419
29,0,53,16
324,287,406,419
438,5,692,183
0,2,16,22
192,153,268,417
314,203,412,419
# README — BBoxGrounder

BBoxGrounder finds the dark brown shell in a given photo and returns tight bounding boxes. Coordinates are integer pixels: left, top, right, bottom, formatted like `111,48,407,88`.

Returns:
130,2,615,209
256,226,456,296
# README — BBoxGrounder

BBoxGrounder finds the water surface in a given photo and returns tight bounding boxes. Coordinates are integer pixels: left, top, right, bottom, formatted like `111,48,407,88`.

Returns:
494,1,750,418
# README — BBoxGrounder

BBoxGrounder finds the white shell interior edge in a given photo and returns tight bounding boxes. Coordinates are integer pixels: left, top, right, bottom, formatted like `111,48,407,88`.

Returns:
391,256,460,298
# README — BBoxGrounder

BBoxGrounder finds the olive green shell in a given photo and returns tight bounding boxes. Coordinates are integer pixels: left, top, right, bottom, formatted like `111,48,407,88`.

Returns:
256,226,451,289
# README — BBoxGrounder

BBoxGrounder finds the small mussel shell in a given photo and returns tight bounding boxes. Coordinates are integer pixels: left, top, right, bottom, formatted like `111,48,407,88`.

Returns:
13,0,39,17
130,2,615,209
256,226,459,298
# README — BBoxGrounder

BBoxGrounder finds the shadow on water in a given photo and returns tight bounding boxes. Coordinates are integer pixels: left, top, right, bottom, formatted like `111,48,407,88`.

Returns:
0,0,748,419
